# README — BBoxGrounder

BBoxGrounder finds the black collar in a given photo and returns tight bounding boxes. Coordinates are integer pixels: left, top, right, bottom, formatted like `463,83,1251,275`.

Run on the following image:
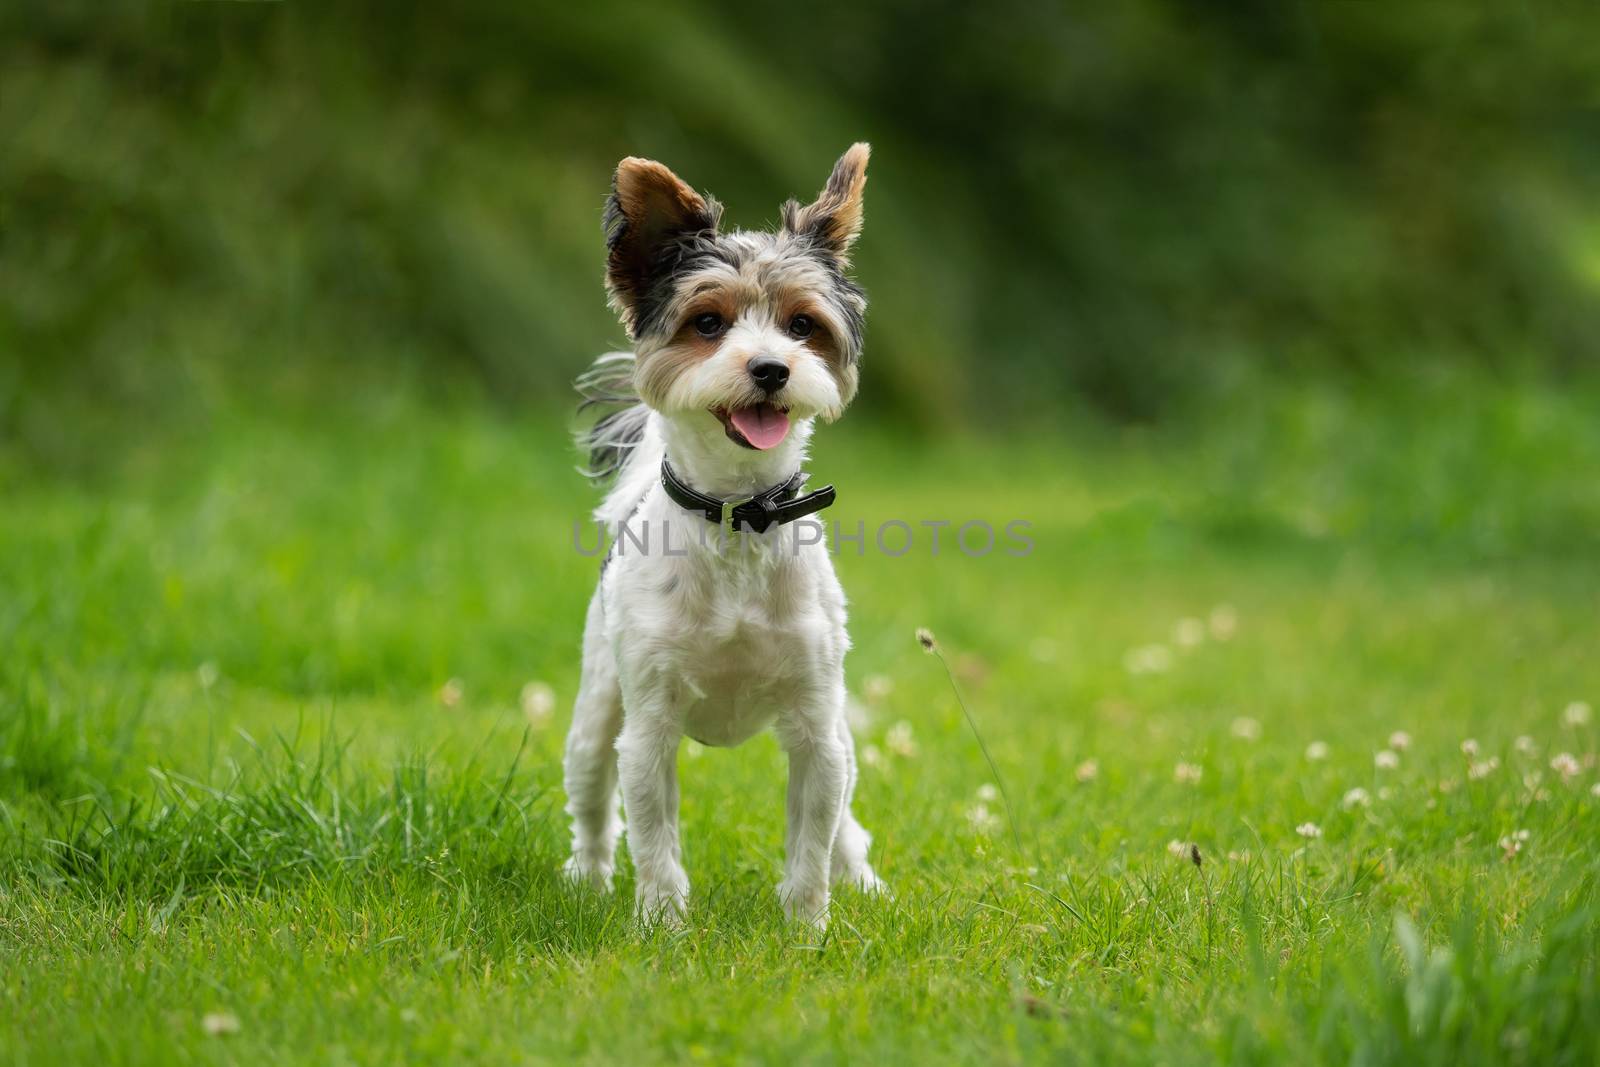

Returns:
661,460,836,533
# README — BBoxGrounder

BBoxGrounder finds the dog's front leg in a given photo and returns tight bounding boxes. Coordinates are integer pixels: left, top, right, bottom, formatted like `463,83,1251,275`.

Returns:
776,698,849,929
615,701,689,924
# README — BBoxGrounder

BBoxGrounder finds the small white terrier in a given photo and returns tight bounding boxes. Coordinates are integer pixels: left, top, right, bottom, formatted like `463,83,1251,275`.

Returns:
562,144,885,926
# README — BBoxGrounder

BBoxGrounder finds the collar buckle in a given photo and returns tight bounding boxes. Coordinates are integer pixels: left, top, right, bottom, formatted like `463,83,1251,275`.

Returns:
661,460,835,534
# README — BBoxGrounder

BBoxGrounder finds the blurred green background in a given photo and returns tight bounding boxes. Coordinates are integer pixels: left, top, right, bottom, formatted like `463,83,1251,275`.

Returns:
6,9,1600,1062
5,0,1599,470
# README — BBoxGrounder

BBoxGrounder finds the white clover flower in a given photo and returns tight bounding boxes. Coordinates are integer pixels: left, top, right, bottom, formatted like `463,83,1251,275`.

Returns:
1074,758,1099,783
1550,752,1581,781
1563,701,1592,727
886,721,917,758
1230,716,1262,741
1295,822,1322,839
860,744,884,769
520,681,555,725
1174,617,1207,648
1124,644,1173,675
1208,604,1238,640
1591,782,1600,798
1305,741,1330,761
1227,849,1250,863
1378,786,1394,801
1388,730,1412,751
1460,738,1480,757
1514,735,1538,756
1468,757,1500,781
976,783,999,802
1498,831,1526,859
966,802,1000,834
437,678,464,708
1374,749,1400,770
1174,761,1203,785
202,1012,240,1036
1167,839,1191,858
863,674,894,704
1342,787,1371,809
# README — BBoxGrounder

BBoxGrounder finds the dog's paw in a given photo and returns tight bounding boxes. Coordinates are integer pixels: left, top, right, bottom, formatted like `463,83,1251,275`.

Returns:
561,854,615,893
634,878,689,927
777,879,830,931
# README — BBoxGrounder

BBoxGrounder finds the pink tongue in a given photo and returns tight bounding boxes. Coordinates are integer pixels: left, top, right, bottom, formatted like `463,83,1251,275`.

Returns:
728,404,791,450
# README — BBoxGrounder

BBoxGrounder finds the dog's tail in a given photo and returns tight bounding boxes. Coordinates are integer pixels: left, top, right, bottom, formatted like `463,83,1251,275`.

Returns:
575,351,650,483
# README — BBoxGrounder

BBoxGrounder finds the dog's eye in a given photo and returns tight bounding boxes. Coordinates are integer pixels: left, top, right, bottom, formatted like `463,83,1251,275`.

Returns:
693,312,725,338
787,314,815,339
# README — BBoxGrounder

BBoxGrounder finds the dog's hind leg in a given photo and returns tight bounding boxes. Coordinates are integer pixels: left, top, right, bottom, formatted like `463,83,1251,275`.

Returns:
829,716,887,895
562,589,624,891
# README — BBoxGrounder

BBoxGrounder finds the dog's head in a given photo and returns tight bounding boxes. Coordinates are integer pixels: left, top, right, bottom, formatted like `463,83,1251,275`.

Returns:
603,145,869,452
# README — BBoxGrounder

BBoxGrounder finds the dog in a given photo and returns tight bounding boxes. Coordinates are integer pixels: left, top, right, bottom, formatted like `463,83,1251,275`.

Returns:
561,144,884,927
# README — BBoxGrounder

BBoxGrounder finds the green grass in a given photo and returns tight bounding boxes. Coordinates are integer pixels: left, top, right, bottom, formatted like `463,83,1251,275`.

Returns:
3,380,1599,1065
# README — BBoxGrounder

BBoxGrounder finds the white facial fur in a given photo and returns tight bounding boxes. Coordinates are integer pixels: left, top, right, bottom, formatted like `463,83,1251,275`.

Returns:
635,234,860,427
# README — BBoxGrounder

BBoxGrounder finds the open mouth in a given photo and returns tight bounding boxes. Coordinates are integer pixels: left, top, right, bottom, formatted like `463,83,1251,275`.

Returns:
712,402,791,450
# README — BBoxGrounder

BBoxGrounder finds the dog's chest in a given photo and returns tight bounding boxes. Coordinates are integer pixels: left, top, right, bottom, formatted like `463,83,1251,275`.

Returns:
611,532,841,746
678,612,803,746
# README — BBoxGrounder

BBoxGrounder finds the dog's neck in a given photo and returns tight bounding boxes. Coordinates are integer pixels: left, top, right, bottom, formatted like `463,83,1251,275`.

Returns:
658,413,814,501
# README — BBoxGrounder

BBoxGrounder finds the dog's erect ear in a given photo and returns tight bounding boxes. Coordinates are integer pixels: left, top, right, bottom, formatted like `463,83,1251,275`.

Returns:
783,143,870,262
603,158,722,336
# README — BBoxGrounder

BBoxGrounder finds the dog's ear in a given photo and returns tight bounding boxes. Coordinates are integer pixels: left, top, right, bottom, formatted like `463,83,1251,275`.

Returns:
604,158,722,336
783,143,870,262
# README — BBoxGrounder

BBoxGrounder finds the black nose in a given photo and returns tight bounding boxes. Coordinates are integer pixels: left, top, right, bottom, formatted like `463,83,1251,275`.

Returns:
747,357,789,393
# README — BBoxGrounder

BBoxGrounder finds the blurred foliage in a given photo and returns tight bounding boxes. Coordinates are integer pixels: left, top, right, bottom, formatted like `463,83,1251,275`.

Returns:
3,0,1600,461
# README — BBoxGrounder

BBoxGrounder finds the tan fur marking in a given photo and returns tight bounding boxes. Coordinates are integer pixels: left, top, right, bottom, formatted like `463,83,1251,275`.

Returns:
634,340,708,410
777,300,841,364
788,143,870,259
614,158,711,226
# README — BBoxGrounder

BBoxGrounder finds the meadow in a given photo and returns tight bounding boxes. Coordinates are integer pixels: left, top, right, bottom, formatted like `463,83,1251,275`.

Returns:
7,4,1600,1062
3,378,1598,1065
